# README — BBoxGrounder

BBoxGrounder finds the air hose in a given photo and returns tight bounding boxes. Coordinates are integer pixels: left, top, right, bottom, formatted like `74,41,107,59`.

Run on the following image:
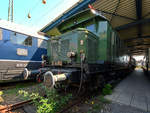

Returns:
77,53,85,94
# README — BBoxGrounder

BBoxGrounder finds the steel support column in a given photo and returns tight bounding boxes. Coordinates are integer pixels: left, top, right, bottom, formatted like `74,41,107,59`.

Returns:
135,0,142,37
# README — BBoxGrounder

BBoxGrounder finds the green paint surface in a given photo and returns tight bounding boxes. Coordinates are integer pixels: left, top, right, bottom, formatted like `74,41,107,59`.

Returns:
48,28,98,64
47,9,124,65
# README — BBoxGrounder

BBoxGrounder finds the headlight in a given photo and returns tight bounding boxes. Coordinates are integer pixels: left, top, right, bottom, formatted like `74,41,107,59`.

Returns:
67,51,76,58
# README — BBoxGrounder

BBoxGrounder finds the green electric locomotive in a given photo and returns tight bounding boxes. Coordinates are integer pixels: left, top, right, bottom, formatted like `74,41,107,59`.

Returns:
24,9,134,90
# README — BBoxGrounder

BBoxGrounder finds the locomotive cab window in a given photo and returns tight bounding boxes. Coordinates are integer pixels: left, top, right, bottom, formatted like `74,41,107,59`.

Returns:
84,19,97,35
24,36,32,46
11,31,32,46
0,29,2,40
86,24,96,34
96,21,107,37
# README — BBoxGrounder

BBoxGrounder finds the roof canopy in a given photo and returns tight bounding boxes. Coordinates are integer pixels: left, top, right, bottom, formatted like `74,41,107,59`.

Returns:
92,0,150,55
40,0,95,33
41,0,150,55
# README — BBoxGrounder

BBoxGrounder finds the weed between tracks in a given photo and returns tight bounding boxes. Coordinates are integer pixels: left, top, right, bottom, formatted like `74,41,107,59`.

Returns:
65,84,112,113
0,82,73,113
102,84,112,95
18,84,112,113
18,86,73,113
0,83,112,113
0,82,39,105
86,96,111,113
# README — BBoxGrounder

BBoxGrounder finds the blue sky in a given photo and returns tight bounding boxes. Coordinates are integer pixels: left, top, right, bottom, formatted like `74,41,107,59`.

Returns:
0,0,79,31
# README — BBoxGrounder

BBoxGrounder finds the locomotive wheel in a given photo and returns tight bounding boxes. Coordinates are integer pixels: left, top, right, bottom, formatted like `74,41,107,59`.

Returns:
43,71,55,88
23,68,29,80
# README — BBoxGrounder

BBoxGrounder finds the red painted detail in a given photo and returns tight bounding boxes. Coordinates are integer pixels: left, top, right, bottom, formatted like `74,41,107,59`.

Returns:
88,4,95,10
38,77,41,83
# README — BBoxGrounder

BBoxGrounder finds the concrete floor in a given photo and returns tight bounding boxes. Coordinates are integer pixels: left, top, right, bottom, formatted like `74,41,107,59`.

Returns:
105,69,150,112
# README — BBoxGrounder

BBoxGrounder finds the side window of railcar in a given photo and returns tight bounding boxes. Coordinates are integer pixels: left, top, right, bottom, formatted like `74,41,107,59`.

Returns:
24,36,32,46
11,31,32,46
37,38,47,49
0,29,2,40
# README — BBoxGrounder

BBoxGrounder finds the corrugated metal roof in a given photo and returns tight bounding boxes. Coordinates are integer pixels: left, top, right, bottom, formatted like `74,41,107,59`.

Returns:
91,0,150,55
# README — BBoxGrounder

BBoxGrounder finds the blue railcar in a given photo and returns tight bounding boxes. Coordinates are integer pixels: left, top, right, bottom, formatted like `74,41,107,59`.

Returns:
0,20,48,82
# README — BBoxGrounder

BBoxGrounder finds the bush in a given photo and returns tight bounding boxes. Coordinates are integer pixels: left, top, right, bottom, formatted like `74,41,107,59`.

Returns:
18,87,72,113
0,91,3,96
102,84,112,95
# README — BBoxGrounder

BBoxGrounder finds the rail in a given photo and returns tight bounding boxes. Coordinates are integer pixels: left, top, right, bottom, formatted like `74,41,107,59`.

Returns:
0,100,32,113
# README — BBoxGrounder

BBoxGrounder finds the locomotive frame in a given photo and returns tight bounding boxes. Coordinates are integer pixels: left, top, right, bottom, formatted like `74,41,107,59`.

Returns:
23,9,135,91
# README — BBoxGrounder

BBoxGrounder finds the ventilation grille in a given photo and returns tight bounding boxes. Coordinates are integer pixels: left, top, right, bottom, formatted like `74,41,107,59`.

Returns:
51,39,70,61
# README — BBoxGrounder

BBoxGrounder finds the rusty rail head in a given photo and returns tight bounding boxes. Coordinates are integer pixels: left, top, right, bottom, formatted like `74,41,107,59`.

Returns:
0,99,32,112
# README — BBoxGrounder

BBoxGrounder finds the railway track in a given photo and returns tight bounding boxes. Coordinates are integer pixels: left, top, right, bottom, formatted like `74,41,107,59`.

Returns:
0,80,37,91
0,97,83,113
0,82,105,113
0,94,85,113
0,100,34,113
58,97,84,113
57,88,97,113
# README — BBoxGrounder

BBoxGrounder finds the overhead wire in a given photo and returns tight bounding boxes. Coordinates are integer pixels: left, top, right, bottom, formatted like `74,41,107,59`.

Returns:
27,0,42,20
30,0,41,13
18,0,41,24
18,0,74,30
30,0,67,27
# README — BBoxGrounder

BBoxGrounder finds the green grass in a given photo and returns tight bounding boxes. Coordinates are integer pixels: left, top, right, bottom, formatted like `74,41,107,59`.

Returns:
0,82,42,105
0,91,3,96
3,82,37,95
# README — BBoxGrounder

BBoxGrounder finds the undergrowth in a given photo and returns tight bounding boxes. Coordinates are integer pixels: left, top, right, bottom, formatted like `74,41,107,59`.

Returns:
87,95,111,113
3,82,37,96
18,86,72,113
87,84,112,113
102,84,112,95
